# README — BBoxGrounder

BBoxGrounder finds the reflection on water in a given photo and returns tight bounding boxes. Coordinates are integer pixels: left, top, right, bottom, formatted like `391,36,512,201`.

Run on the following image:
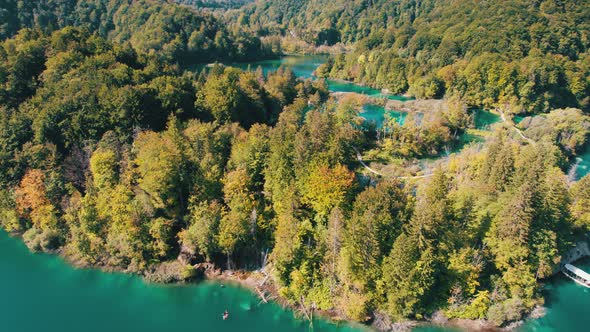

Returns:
473,109,501,130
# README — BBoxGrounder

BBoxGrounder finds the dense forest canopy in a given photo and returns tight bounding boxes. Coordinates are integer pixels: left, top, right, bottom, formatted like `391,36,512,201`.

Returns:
234,0,590,113
175,0,253,11
238,0,589,50
0,0,589,330
0,0,272,64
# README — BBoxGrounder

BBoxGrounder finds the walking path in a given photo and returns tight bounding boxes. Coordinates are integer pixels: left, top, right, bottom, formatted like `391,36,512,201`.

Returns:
355,148,383,176
498,109,535,145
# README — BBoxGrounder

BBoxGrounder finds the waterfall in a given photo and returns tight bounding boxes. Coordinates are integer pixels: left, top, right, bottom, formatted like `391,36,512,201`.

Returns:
260,248,269,270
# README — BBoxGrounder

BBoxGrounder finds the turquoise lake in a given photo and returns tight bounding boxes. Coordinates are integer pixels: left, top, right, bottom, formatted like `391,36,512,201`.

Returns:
520,259,590,332
358,106,498,132
1,229,589,332
473,109,501,130
232,55,410,100
0,230,364,332
231,54,325,79
361,104,407,127
574,146,590,180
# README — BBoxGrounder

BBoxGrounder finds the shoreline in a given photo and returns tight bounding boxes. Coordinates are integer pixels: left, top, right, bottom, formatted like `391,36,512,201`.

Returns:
7,232,567,332
54,245,521,332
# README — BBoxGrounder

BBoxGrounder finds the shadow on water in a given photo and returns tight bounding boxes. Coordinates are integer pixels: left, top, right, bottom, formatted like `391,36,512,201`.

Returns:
230,54,329,79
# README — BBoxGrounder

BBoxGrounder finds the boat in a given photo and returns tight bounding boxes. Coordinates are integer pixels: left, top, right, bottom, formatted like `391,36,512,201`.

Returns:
562,264,590,288
223,310,229,320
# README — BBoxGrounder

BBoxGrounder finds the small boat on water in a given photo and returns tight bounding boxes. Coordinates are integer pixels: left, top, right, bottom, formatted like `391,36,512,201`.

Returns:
222,310,229,320
562,264,590,288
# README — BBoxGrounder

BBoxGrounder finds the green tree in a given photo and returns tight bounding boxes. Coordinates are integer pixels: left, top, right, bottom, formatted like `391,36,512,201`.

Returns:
300,164,355,218
90,148,118,190
179,200,223,262
134,130,183,214
571,175,590,231
218,168,256,267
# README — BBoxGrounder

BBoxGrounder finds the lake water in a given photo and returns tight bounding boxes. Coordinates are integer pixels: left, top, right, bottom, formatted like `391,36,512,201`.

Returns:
231,55,326,79
513,115,525,125
361,104,407,127
473,109,501,130
0,230,364,332
520,259,590,332
3,226,590,332
358,106,498,133
574,146,590,180
232,55,411,100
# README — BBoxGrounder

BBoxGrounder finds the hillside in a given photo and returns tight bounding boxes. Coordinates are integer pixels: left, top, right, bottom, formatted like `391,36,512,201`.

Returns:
0,0,272,64
175,0,253,11
236,0,590,113
240,0,589,49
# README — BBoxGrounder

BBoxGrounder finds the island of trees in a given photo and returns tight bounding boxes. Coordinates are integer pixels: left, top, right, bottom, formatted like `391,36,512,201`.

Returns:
0,0,589,330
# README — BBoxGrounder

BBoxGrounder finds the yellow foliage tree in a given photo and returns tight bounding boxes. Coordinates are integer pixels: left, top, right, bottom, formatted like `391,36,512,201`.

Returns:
301,164,354,217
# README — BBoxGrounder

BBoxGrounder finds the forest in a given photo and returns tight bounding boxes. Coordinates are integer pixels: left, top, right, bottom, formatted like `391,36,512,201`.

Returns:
174,0,253,11
235,0,590,113
0,0,273,64
1,0,590,330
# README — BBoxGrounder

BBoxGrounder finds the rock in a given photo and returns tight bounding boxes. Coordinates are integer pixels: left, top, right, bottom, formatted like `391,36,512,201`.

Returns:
450,318,497,331
177,244,196,265
430,311,449,325
390,321,419,332
144,261,187,283
504,320,524,331
371,311,418,332
529,306,546,319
